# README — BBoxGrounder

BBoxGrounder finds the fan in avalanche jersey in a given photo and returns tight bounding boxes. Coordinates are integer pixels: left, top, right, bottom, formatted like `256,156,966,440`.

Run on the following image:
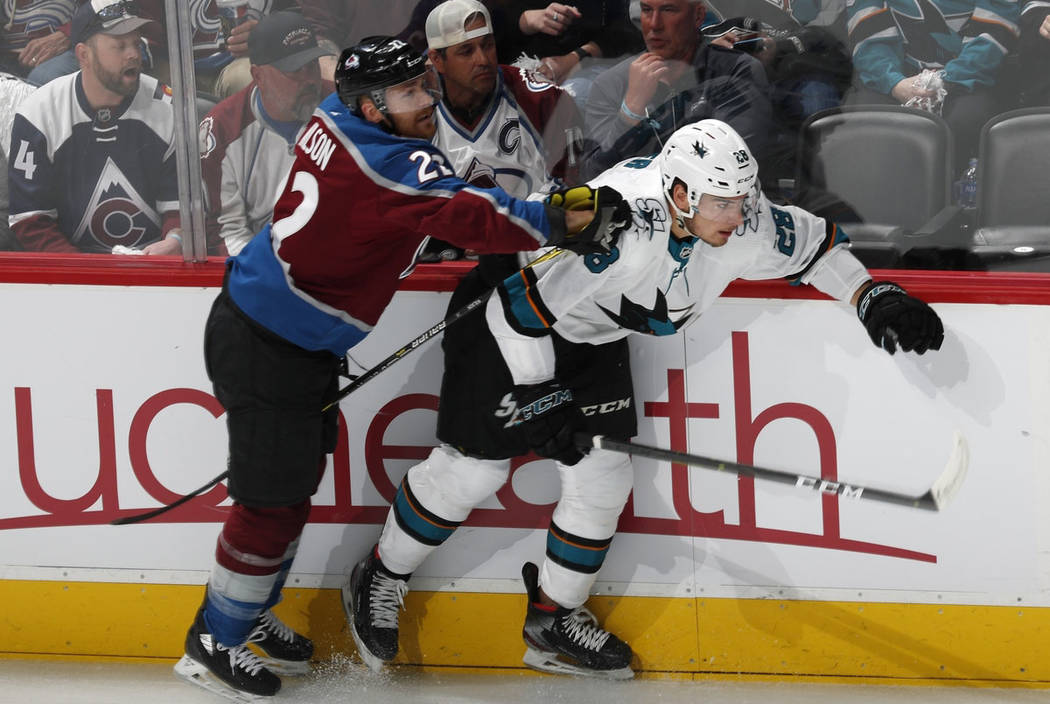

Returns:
428,0,582,199
7,0,182,254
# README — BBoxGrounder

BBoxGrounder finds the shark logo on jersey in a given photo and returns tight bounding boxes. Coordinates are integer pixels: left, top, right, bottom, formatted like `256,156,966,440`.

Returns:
598,290,692,335
890,0,960,66
692,140,708,158
73,157,161,249
634,198,667,240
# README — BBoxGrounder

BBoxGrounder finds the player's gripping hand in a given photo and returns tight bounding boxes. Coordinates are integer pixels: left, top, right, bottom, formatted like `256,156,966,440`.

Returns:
857,281,944,354
514,379,588,466
545,185,631,255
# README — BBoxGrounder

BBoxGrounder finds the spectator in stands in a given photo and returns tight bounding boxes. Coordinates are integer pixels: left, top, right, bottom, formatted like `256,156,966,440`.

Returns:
0,0,78,86
581,0,781,183
420,0,584,259
845,0,1019,165
23,1,301,97
7,0,183,254
200,10,331,256
0,73,35,251
1018,0,1050,106
489,1,645,108
133,0,301,99
699,9,852,127
397,0,480,52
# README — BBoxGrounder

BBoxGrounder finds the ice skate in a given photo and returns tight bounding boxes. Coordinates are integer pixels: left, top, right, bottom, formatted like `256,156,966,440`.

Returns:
520,562,634,680
247,608,314,676
174,605,281,703
342,547,409,672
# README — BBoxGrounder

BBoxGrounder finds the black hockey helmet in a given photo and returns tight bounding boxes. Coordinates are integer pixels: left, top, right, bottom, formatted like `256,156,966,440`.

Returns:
335,36,437,114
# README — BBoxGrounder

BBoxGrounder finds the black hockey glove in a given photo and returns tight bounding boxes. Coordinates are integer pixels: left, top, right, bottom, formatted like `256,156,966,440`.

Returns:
856,281,944,355
514,379,588,466
545,185,631,255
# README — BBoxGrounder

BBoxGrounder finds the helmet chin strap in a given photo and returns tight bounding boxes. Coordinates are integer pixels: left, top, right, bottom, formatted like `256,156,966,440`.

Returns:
666,191,698,237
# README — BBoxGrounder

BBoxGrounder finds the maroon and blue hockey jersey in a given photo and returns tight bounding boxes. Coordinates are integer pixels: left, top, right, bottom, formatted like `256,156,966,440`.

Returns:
226,91,555,356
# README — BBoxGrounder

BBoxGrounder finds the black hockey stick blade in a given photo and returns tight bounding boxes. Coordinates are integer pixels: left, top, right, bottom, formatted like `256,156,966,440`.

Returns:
109,469,229,525
576,430,970,512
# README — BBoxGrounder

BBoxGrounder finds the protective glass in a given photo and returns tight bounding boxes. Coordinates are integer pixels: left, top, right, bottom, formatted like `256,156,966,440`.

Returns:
695,193,754,223
96,0,140,24
381,65,443,115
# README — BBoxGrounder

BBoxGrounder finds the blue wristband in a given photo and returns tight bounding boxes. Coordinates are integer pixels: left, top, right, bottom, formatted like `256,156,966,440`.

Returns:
620,100,646,122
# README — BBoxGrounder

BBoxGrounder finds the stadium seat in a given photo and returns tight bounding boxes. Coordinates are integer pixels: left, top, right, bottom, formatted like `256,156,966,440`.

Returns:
795,106,958,268
969,108,1050,271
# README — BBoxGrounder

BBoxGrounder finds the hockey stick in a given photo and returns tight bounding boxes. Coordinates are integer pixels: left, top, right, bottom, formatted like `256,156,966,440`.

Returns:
322,246,568,412
576,431,969,511
110,471,227,525
112,249,569,526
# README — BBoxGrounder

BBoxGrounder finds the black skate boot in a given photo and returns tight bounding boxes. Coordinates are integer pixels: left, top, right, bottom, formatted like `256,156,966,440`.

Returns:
342,546,410,672
248,609,314,676
520,561,634,680
174,604,281,703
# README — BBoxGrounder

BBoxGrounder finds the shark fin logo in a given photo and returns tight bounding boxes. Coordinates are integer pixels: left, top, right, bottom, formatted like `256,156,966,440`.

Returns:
890,0,956,65
598,290,692,335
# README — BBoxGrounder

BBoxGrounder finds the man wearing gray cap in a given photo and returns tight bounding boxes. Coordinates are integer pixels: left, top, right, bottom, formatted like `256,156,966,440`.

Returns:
199,10,333,256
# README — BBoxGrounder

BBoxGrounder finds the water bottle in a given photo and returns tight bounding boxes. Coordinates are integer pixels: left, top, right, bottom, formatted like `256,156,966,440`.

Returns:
954,157,978,210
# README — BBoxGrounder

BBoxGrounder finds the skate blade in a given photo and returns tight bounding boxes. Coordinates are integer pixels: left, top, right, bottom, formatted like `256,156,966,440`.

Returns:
523,646,634,680
341,580,388,674
174,654,275,703
253,654,311,677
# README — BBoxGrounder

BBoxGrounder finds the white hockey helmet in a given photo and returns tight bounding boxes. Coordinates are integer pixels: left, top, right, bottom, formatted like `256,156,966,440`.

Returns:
658,119,759,223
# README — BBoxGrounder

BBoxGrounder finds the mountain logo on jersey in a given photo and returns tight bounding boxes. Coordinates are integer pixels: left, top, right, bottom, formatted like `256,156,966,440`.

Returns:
463,157,500,189
73,157,160,249
598,290,692,336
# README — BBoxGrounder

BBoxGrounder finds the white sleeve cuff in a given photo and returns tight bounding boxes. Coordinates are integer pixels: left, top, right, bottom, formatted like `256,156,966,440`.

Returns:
801,244,872,303
485,294,556,385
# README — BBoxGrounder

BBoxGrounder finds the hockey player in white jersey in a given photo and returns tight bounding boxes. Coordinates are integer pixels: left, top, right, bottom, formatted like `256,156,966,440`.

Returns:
345,119,943,680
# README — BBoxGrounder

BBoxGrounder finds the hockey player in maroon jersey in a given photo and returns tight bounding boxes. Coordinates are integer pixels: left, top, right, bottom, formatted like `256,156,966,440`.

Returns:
173,34,630,702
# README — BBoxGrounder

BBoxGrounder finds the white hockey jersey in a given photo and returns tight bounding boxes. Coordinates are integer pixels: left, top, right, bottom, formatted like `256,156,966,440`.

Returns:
488,155,871,382
432,66,579,199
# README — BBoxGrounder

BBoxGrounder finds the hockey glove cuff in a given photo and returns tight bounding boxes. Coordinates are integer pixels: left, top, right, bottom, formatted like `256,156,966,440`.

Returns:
545,185,631,255
514,379,588,466
857,281,944,355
